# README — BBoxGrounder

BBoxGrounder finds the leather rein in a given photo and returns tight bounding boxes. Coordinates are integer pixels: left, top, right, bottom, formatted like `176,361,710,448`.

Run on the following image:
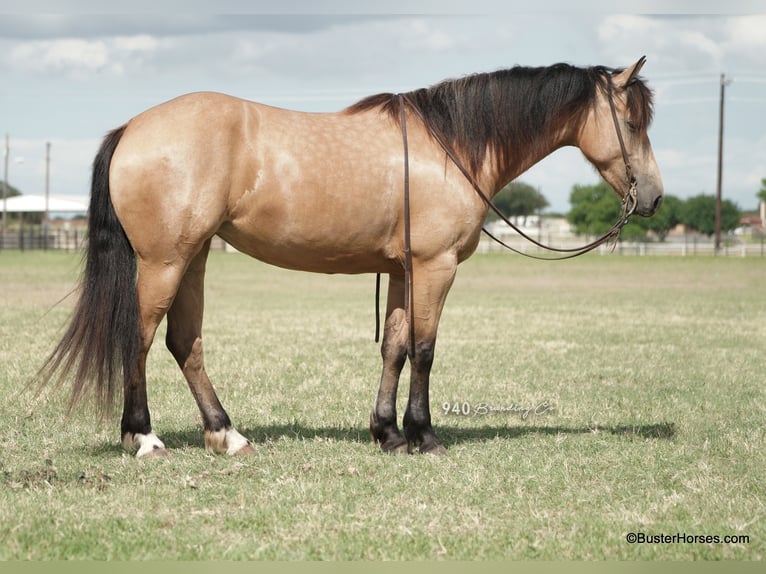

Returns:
374,74,638,345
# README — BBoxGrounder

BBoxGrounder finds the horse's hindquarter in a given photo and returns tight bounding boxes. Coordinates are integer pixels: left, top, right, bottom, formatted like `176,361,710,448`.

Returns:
110,92,484,274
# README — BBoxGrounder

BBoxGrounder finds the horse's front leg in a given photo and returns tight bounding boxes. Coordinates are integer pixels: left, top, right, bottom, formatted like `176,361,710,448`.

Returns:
402,256,457,455
370,275,410,453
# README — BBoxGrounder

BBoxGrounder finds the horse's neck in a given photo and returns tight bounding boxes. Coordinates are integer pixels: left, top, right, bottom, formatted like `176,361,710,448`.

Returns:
485,127,572,199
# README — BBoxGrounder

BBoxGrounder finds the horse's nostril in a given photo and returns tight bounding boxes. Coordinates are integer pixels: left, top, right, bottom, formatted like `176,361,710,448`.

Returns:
652,194,663,213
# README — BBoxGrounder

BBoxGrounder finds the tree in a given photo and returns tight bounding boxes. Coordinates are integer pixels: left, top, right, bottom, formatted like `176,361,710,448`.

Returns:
567,182,647,239
1,180,22,198
757,178,766,204
680,194,740,236
568,182,618,235
490,181,549,224
644,194,683,241
1,181,23,224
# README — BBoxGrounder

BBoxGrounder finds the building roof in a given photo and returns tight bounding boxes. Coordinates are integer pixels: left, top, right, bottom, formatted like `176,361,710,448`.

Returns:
1,194,88,213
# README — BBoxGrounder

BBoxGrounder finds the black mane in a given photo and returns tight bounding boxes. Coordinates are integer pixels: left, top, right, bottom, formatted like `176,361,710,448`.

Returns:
345,63,654,176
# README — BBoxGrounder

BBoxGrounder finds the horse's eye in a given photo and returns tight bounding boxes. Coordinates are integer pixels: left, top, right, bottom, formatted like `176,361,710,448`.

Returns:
626,120,637,132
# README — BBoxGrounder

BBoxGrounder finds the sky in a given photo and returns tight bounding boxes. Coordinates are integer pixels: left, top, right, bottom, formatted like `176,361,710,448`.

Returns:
2,1,765,214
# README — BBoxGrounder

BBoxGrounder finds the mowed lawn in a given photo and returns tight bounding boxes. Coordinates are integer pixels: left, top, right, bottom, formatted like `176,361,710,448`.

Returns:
0,250,763,560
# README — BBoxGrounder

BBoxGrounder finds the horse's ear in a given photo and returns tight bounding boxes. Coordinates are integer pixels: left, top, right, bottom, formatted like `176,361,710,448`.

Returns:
613,56,647,88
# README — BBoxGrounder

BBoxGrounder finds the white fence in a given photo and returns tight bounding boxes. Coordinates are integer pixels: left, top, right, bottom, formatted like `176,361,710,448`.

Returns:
2,224,764,258
477,235,766,257
479,217,766,257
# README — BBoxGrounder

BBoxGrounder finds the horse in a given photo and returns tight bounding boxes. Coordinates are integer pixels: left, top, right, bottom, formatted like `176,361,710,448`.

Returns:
41,58,663,458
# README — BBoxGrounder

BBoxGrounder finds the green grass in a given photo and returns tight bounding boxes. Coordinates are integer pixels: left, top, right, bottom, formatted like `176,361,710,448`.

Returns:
1,250,764,560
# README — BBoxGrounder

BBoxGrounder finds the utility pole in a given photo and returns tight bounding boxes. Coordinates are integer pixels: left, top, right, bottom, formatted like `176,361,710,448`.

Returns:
715,74,732,252
44,141,51,249
2,134,8,250
45,141,51,223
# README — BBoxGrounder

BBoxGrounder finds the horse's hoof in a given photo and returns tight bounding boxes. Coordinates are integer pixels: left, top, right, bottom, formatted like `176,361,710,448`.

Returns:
385,442,410,455
419,442,448,455
232,443,256,456
139,446,171,459
380,437,409,454
205,427,252,455
128,432,168,459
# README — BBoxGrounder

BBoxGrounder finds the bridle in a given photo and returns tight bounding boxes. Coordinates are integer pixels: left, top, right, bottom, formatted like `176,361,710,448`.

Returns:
605,74,639,223
374,73,638,346
402,73,638,260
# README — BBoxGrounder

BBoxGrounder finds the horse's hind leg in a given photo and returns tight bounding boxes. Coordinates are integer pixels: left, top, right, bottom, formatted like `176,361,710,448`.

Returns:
165,240,254,455
121,258,189,458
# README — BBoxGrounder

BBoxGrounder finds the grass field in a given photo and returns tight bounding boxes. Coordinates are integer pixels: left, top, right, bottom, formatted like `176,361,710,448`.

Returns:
0,250,764,560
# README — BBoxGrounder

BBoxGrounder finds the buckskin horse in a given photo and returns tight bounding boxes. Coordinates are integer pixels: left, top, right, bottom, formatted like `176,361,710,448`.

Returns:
41,58,663,458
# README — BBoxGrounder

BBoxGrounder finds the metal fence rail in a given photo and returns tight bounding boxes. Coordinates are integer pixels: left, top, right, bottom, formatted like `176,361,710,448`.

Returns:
0,225,230,252
0,226,86,251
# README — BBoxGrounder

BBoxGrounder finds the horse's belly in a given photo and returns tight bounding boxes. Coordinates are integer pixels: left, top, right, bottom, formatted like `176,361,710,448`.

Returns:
216,220,400,275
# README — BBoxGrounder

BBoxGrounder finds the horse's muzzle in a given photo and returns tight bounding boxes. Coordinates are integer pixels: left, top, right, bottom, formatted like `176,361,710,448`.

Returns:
635,175,664,217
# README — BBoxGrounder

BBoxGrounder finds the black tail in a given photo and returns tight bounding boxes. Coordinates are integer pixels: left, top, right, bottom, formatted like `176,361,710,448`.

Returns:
39,125,140,415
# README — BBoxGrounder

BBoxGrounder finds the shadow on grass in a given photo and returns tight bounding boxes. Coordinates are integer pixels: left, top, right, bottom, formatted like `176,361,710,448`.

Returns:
135,420,676,452
438,421,677,442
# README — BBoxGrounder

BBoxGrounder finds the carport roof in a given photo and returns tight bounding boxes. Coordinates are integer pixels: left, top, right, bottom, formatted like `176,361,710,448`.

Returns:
2,194,88,213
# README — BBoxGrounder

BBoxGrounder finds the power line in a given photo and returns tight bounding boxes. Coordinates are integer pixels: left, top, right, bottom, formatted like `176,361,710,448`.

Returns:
730,96,766,104
730,75,766,83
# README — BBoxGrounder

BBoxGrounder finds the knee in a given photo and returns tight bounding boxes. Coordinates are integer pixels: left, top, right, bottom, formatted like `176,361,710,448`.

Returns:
412,339,435,371
380,310,409,366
